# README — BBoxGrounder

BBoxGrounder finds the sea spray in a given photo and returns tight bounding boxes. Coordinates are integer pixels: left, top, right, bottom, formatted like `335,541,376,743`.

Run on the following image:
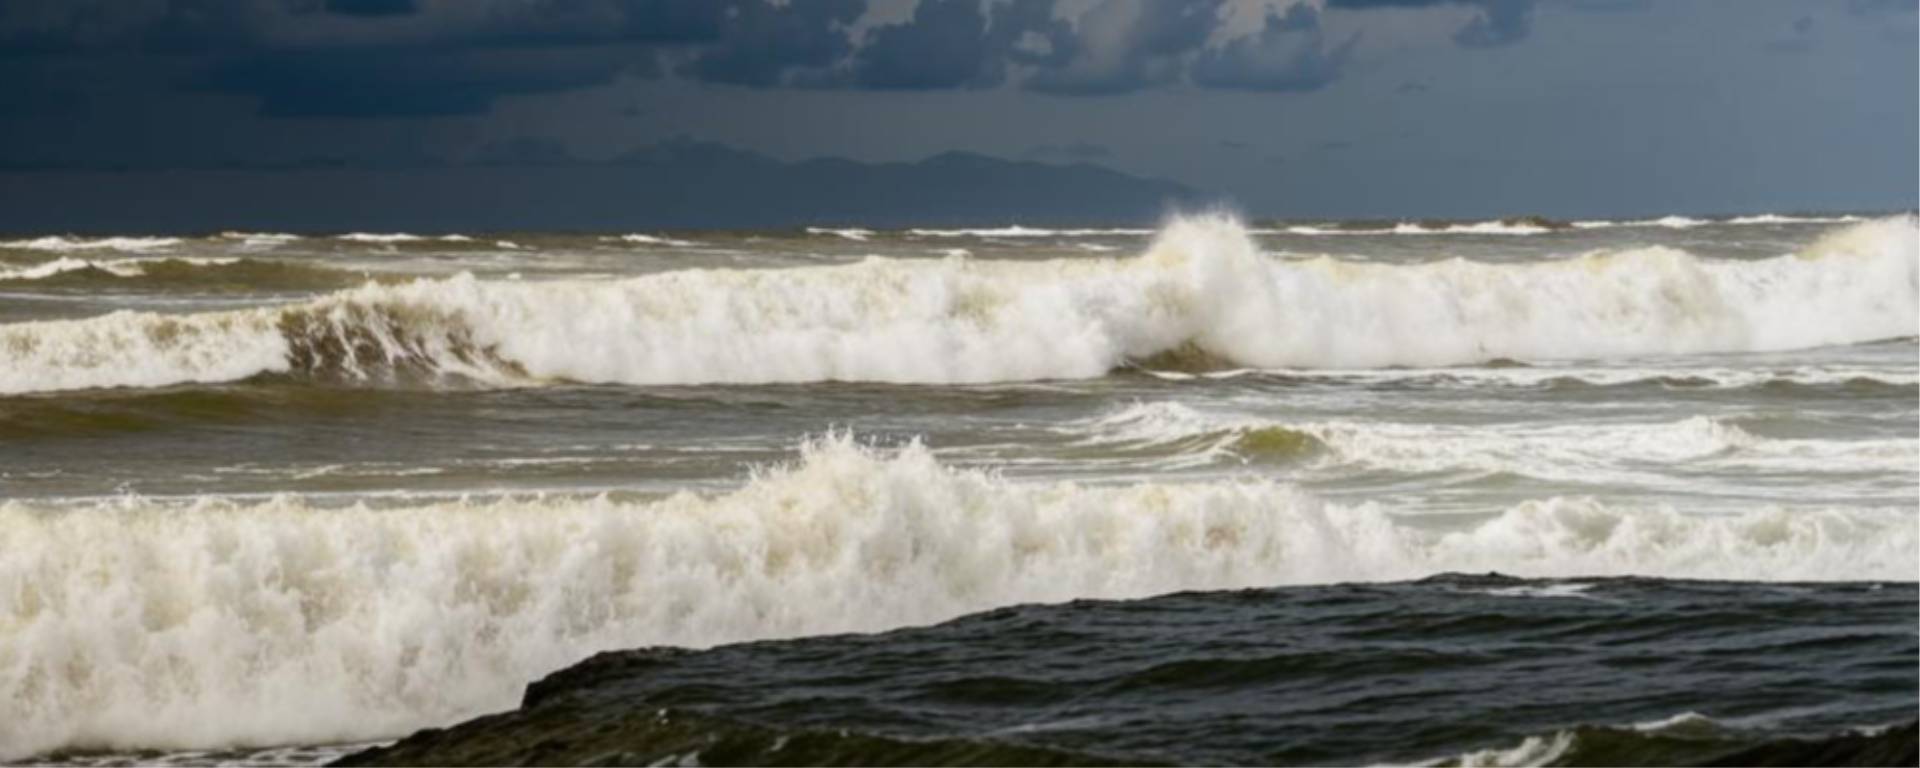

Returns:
1,215,1913,395
1,435,1913,759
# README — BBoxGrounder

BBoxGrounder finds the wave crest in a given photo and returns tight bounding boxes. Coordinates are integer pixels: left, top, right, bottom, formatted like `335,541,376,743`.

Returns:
1,435,1911,758
1,215,1913,394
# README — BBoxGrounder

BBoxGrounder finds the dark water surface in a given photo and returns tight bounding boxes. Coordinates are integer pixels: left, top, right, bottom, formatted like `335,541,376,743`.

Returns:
344,576,1919,767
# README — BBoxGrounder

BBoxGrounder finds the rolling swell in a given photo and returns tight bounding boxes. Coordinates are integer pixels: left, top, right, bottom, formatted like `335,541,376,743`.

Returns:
0,257,369,292
1,215,1913,395
2,436,1912,760
1069,402,1920,477
337,574,1918,766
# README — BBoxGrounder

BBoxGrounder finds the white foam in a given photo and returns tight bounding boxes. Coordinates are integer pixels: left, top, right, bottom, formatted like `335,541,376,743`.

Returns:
0,215,1912,394
908,226,1154,237
1572,215,1709,230
0,257,243,282
1440,731,1576,767
336,233,426,243
1428,711,1739,767
1630,711,1726,735
1571,214,1867,229
1157,364,1920,389
1,436,1910,759
1394,221,1551,235
217,232,302,248
1073,402,1918,479
0,257,145,280
1282,221,1549,236
0,236,183,252
608,234,697,247
1726,214,1866,225
805,227,874,242
1480,583,1602,600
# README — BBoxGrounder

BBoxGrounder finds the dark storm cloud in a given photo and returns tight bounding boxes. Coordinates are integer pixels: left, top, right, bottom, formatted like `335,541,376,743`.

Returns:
324,0,417,16
986,0,1077,69
845,0,1075,89
851,0,991,88
470,135,584,165
678,0,864,86
196,48,644,117
1327,0,1537,47
1,0,1389,121
1190,3,1354,92
1026,0,1225,95
0,0,731,118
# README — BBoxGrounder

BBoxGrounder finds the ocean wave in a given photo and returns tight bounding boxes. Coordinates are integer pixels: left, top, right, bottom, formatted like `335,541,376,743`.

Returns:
1572,215,1709,230
0,257,154,280
0,436,1910,759
0,257,366,294
215,232,302,248
1269,214,1870,235
1,214,1912,395
1725,213,1868,225
0,236,184,252
332,233,475,244
805,226,874,241
606,234,697,247
1571,214,1868,230
1283,219,1554,236
1429,715,1915,767
0,256,240,281
907,226,1155,237
1136,362,1920,389
335,233,425,243
1071,402,1919,477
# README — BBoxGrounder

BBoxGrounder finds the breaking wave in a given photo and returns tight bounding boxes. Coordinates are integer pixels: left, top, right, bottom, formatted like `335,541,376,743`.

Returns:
1274,213,1872,236
0,257,366,294
1282,219,1555,236
1,215,1913,395
1,436,1910,759
1070,402,1919,477
215,232,302,248
0,236,183,253
1134,361,1920,389
805,226,874,241
1573,214,1867,230
606,234,697,247
907,226,1155,237
0,257,191,281
1429,714,1915,768
334,233,476,244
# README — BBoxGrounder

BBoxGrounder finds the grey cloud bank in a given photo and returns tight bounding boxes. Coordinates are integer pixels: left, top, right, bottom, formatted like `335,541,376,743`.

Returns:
0,0,1912,229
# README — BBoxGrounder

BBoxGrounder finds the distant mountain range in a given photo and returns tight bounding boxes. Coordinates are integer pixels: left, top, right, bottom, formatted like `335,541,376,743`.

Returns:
0,139,1204,233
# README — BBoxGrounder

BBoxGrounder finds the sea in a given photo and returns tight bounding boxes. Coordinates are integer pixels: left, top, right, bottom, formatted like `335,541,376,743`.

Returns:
0,213,1915,765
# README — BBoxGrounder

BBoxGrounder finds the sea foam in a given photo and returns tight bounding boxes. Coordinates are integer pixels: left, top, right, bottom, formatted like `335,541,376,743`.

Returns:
0,215,1913,395
1,436,1910,759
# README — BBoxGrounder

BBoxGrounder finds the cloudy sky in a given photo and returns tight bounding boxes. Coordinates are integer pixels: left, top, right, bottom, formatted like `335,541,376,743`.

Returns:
1,0,1914,226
